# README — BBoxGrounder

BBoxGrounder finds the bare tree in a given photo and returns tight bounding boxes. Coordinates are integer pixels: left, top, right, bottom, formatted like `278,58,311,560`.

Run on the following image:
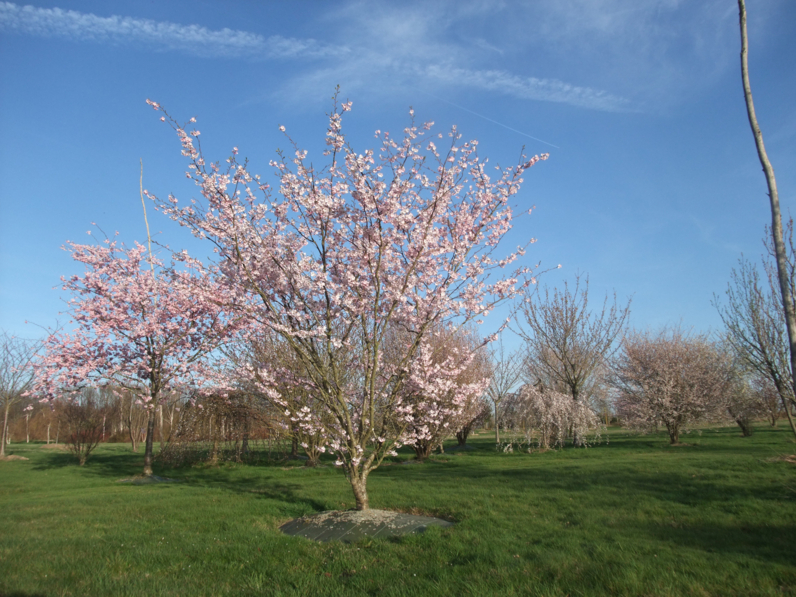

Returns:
714,223,796,437
738,0,796,437
612,328,732,445
1,333,39,457
751,374,782,427
61,390,107,465
485,336,523,444
516,275,630,446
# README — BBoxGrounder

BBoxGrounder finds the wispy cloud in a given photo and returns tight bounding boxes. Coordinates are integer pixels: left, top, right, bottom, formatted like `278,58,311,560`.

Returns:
422,65,631,112
0,1,632,113
0,2,346,59
473,38,504,55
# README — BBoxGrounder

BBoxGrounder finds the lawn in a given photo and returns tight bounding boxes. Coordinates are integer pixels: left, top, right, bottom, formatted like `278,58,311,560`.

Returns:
1,426,795,596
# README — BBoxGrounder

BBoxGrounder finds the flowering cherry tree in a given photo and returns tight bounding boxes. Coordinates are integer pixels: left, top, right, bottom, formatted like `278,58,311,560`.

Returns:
612,328,732,444
399,324,491,459
503,383,601,449
145,95,547,509
32,240,238,475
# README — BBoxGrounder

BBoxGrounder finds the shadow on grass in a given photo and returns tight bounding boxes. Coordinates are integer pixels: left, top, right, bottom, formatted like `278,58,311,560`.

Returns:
642,520,796,566
30,449,143,478
29,445,330,513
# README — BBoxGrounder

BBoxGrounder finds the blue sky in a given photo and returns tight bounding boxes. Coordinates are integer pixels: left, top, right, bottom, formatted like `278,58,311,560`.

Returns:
1,0,795,349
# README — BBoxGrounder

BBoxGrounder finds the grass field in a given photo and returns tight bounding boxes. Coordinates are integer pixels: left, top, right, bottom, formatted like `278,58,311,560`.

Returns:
1,426,795,597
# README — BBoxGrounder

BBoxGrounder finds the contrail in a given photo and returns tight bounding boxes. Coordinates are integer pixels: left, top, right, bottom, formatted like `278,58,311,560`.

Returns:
416,89,560,150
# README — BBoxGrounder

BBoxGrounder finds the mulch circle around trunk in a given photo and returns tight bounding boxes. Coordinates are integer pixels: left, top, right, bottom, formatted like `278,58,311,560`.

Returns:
279,509,454,543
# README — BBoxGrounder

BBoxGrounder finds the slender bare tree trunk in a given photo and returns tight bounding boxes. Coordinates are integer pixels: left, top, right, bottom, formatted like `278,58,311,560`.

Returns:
495,403,500,445
158,404,164,451
1,402,8,457
47,422,51,444
168,404,175,443
127,397,138,452
143,408,156,476
739,0,796,441
290,432,298,459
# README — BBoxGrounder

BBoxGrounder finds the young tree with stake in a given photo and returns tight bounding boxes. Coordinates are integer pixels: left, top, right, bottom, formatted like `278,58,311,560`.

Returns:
145,95,547,509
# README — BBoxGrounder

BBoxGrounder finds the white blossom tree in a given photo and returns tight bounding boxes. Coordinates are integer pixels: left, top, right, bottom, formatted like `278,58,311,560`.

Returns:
612,328,732,444
503,383,601,449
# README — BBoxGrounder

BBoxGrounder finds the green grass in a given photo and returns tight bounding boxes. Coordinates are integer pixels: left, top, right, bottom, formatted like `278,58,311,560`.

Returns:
1,426,795,597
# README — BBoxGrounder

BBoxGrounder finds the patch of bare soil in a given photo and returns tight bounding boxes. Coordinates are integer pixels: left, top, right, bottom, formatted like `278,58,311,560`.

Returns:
0,455,29,461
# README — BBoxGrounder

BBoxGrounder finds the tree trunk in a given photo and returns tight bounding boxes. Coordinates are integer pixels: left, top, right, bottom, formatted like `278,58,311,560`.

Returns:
413,440,433,460
667,423,680,445
348,467,370,511
209,437,219,464
25,415,29,443
47,422,51,444
1,401,9,457
290,433,298,459
158,405,164,451
127,398,138,452
494,403,500,445
735,418,754,437
241,417,250,458
142,408,156,476
739,0,796,442
780,392,796,437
